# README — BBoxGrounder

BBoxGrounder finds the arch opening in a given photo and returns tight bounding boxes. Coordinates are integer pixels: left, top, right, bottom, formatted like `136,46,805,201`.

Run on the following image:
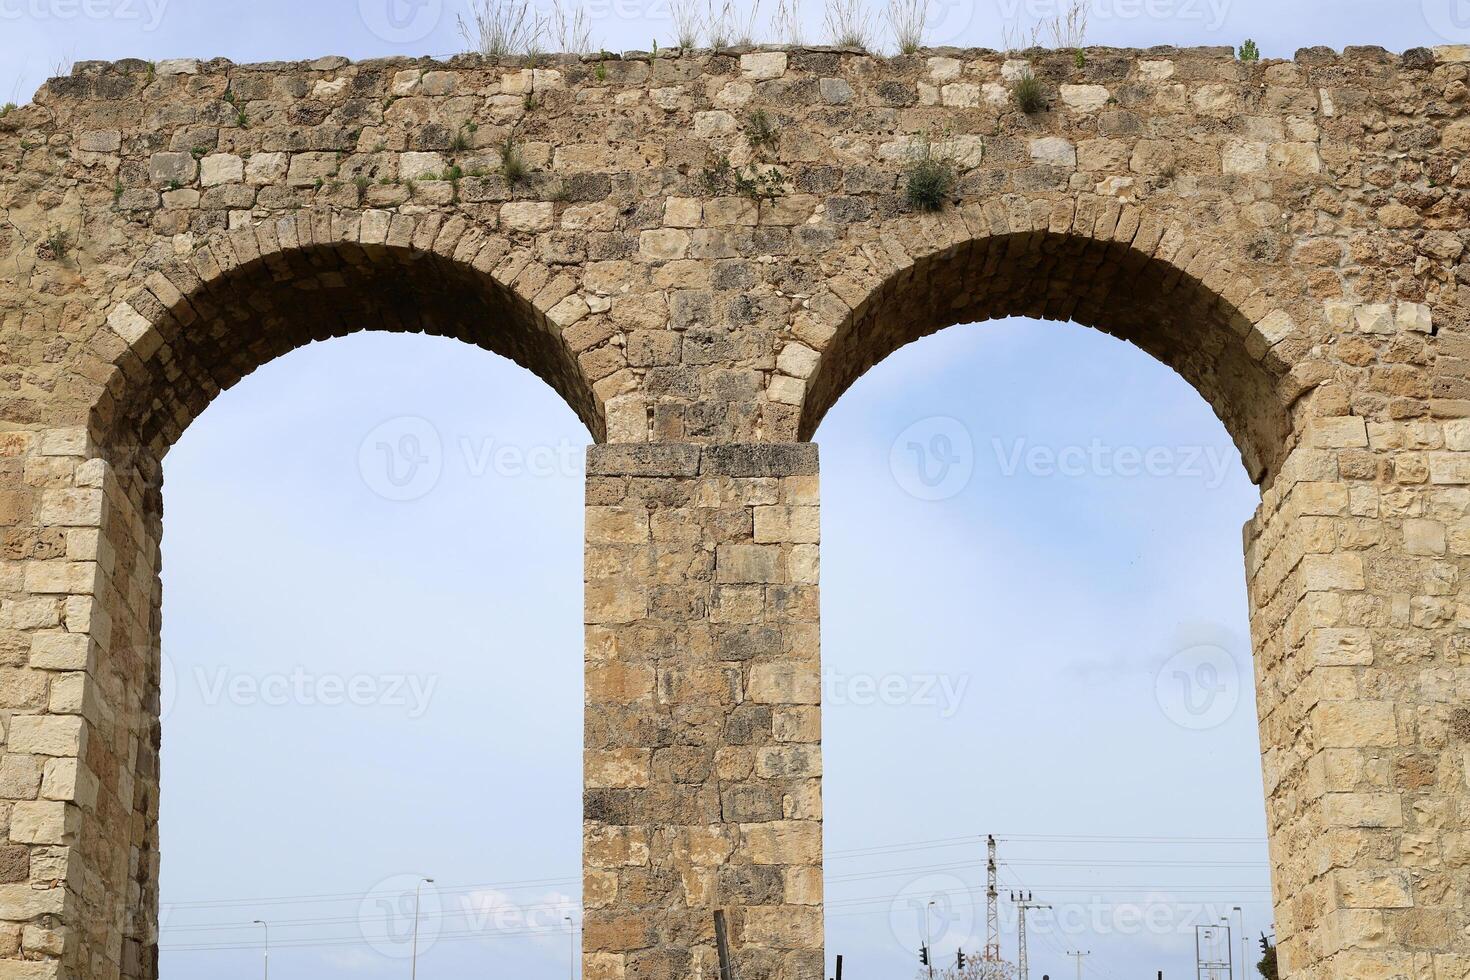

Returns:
69,238,598,979
814,317,1272,978
155,332,586,977
800,229,1295,488
91,237,600,489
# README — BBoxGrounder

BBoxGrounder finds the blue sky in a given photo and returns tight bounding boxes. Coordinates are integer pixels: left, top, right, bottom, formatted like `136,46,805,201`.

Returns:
7,1,1457,978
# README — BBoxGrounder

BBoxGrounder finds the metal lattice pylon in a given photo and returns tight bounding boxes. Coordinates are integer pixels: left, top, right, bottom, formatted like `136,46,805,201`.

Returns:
1010,891,1051,980
984,835,1000,961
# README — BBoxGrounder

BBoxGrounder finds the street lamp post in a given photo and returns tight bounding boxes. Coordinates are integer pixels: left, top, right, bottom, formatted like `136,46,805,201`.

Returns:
252,920,268,980
565,914,576,980
411,877,435,980
924,901,936,980
1234,907,1247,980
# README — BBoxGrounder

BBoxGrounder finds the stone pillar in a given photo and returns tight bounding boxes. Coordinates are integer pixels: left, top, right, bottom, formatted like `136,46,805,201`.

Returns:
1247,420,1470,979
0,427,161,980
582,443,823,980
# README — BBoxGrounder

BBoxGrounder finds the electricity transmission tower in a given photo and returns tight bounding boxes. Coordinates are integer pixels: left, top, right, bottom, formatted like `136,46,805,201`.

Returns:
1010,891,1050,980
984,835,1000,962
1067,950,1091,980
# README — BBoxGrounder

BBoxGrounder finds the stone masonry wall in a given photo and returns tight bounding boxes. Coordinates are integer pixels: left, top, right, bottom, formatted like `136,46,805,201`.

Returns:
0,37,1468,980
585,443,821,980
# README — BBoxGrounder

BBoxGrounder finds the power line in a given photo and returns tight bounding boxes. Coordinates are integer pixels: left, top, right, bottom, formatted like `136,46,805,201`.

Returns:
155,831,1269,911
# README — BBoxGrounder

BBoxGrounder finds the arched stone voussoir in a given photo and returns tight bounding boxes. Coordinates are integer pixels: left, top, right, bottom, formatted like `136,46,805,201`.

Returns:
88,211,607,463
786,209,1300,488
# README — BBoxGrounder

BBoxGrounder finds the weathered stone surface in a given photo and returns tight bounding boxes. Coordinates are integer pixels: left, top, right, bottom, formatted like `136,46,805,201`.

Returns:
0,43,1466,980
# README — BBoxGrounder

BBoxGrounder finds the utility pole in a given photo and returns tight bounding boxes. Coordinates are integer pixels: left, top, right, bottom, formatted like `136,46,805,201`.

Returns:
984,835,1001,962
924,900,937,980
252,920,268,980
411,877,434,980
1233,907,1246,980
1067,950,1091,980
1010,891,1050,980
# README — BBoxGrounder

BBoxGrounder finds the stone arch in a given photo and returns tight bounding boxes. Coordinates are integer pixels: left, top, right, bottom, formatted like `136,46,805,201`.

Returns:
790,206,1304,487
66,208,602,979
90,209,601,477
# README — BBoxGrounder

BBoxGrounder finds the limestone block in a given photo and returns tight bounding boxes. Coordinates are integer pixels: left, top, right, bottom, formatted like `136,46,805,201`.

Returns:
501,202,555,232
740,52,787,79
200,154,244,186
5,716,83,757
148,152,196,186
1029,137,1077,168
9,801,72,844
1060,84,1109,112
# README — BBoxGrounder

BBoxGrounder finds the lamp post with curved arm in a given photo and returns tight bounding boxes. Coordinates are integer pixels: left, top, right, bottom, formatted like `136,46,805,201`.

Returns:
411,877,435,980
252,920,268,980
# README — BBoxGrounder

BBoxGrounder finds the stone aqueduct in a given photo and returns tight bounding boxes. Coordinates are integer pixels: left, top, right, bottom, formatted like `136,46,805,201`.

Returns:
0,36,1466,980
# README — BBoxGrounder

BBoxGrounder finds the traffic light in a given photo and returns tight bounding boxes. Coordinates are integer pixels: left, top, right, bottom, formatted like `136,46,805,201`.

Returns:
957,949,967,970
919,945,930,967
1259,934,1271,955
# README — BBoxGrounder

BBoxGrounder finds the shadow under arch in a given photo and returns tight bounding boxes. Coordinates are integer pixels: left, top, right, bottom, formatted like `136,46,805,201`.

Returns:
798,227,1296,488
